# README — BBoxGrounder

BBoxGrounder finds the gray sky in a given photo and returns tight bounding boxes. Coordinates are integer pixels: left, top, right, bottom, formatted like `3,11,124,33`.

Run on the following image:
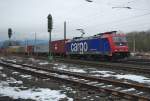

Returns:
0,0,150,41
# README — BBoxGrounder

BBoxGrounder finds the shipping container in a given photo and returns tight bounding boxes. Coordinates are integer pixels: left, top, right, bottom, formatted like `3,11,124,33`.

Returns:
26,45,34,53
51,39,68,55
34,44,49,53
18,46,26,53
7,46,21,53
0,48,4,53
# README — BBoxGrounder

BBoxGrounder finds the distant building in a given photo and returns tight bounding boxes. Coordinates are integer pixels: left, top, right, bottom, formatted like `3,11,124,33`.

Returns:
1,40,20,48
0,40,49,48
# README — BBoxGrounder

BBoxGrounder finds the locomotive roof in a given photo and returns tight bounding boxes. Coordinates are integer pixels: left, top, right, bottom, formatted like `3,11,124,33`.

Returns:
68,31,118,42
67,31,126,42
68,35,104,42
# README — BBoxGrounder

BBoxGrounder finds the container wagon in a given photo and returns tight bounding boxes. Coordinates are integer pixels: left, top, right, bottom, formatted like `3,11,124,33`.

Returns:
51,39,68,56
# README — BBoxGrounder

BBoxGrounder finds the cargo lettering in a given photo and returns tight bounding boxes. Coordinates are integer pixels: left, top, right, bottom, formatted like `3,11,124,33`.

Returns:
71,42,88,52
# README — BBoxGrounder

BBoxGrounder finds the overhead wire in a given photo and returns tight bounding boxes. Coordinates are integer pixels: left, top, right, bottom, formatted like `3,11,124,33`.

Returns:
69,0,150,28
83,12,150,34
60,0,150,26
79,0,150,33
109,21,150,29
88,11,150,28
54,0,150,34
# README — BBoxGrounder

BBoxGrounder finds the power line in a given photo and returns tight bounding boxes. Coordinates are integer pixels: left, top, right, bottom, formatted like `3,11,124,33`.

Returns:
83,13,150,34
131,7,150,11
67,3,150,28
97,21,150,33
99,15,150,28
111,22,150,29
89,12,150,28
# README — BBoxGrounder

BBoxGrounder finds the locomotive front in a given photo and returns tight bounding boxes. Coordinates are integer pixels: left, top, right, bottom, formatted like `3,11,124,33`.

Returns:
110,32,130,58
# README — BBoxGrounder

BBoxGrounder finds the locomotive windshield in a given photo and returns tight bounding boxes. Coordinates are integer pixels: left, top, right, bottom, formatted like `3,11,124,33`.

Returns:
113,36,127,46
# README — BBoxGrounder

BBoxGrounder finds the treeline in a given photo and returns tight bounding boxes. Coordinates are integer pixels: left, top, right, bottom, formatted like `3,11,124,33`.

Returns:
126,30,150,52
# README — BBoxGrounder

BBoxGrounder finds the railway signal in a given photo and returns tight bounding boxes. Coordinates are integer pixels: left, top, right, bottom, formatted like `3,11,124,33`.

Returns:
8,28,12,46
47,14,53,61
48,14,53,33
85,0,93,2
8,28,12,39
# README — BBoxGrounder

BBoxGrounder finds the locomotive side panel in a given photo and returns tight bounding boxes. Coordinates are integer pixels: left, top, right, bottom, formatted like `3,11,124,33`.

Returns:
66,38,111,55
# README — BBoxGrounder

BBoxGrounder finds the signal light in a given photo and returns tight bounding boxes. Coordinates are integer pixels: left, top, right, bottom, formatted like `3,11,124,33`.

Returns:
47,14,53,32
8,28,12,39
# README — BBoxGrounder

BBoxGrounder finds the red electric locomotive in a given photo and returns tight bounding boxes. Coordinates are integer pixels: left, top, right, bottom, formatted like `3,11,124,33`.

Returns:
100,31,129,59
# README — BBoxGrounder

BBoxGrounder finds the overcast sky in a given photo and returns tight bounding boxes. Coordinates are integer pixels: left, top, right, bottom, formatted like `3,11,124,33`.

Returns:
0,0,150,41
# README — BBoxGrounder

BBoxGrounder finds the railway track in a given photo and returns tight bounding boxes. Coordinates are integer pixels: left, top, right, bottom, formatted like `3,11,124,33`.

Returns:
20,54,150,74
6,55,150,74
54,58,150,74
0,59,150,101
127,58,150,63
121,59,150,66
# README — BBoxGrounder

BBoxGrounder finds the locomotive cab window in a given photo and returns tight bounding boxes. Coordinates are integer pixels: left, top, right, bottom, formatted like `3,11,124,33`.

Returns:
113,36,127,46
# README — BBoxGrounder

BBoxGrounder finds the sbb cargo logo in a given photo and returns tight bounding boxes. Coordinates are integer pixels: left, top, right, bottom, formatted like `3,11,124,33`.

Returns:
71,42,88,52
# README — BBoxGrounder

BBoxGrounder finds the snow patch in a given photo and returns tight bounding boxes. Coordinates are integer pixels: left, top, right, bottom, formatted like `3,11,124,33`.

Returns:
39,62,49,65
12,72,19,75
6,77,23,84
54,63,58,66
90,70,115,74
0,76,73,101
0,81,9,87
55,65,86,73
36,70,49,74
0,74,7,77
0,57,5,60
91,70,150,84
114,74,150,84
58,75,69,79
11,64,22,68
28,58,35,61
20,75,32,79
121,88,136,92
29,58,40,62
0,83,73,101
67,68,86,73
0,66,3,70
93,74,112,77
7,59,16,63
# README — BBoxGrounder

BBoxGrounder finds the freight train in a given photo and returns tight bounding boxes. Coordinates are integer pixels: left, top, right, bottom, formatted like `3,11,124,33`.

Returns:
1,31,130,60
